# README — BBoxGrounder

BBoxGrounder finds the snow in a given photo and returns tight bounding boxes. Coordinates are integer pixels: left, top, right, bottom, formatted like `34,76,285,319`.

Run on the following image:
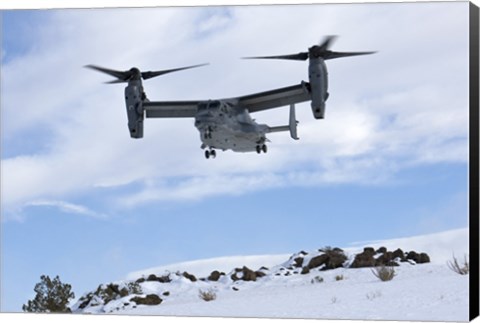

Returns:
73,228,471,321
124,265,468,321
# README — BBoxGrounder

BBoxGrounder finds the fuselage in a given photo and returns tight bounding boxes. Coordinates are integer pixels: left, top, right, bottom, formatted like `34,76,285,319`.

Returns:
194,100,268,152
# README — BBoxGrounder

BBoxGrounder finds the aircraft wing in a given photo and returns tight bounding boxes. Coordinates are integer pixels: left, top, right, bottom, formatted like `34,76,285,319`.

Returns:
143,101,200,118
236,82,311,113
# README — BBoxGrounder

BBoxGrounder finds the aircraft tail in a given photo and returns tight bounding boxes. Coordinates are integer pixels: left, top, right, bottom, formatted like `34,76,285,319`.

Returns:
267,104,299,140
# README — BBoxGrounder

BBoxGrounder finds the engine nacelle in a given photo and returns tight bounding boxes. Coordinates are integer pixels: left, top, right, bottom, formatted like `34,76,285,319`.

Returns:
308,57,328,119
124,80,145,138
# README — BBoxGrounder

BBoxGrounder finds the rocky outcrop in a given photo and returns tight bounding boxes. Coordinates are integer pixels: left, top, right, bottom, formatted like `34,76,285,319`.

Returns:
351,247,430,268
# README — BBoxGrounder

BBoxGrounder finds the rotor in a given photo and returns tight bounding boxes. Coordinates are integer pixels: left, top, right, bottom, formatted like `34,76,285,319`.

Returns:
85,63,208,84
244,36,376,61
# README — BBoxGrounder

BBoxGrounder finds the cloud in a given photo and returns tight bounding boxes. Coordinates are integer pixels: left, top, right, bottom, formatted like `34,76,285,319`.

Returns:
1,3,469,217
24,199,107,219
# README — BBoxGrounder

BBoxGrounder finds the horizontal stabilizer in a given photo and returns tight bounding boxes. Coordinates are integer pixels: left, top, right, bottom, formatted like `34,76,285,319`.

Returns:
266,104,299,140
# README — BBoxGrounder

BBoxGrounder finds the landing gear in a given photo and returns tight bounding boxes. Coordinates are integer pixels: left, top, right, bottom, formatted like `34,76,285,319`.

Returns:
256,144,268,154
205,149,216,159
203,126,213,139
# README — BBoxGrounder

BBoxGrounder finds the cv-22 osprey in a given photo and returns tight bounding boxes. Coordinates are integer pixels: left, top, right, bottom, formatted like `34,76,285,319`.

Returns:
86,36,375,159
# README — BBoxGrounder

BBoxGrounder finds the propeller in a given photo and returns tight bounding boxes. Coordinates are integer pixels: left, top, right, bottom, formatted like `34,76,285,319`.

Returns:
244,36,376,61
85,63,208,83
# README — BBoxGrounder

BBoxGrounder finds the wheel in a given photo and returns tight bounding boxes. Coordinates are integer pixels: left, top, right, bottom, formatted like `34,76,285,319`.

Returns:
205,150,210,159
262,144,268,153
256,145,261,154
211,150,216,158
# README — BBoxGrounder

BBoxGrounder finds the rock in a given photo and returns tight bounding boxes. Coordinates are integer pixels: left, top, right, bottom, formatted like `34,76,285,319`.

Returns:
182,271,197,282
350,248,376,268
242,266,257,281
301,267,310,275
255,270,266,278
326,251,348,269
308,248,347,270
375,251,393,266
146,274,158,282
293,257,304,268
119,287,129,298
307,254,329,269
376,246,387,254
406,251,431,264
208,270,225,281
392,248,405,261
363,247,376,254
418,253,430,263
231,266,257,282
131,294,162,306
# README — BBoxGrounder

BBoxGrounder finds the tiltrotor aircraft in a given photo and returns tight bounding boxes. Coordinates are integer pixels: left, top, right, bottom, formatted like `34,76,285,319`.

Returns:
86,36,375,159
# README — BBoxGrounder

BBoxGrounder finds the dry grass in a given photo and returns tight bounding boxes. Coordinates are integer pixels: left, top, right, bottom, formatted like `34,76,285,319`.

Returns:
447,254,469,275
371,266,396,281
198,289,217,302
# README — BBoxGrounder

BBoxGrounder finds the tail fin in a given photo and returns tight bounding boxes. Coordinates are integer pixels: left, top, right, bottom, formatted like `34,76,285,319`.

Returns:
267,104,299,140
289,104,299,140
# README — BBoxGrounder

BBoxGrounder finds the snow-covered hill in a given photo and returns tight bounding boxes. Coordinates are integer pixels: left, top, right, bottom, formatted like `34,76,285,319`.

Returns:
72,228,470,321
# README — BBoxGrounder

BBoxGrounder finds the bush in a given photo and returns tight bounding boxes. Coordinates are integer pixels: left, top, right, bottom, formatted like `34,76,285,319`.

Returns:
371,266,396,281
366,290,382,300
335,274,344,281
22,275,75,313
198,289,217,302
447,254,469,275
310,276,324,284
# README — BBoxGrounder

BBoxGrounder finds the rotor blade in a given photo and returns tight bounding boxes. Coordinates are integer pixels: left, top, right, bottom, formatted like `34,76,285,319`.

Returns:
243,52,309,61
104,79,129,84
84,64,130,81
141,63,209,80
323,50,377,60
318,35,338,51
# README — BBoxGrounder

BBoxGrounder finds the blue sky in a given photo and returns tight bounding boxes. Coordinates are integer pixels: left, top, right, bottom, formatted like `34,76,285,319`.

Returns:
1,2,470,313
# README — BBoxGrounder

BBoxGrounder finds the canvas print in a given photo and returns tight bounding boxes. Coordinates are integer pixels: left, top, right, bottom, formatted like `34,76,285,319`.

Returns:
1,1,478,322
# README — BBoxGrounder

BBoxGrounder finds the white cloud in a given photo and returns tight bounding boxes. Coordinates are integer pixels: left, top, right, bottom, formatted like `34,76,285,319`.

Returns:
1,3,469,217
24,199,107,219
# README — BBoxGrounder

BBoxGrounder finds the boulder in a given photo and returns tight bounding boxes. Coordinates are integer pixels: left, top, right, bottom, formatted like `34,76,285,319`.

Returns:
231,266,257,282
208,270,225,281
131,294,162,306
350,247,376,268
293,257,304,268
182,271,197,282
392,248,406,261
307,254,329,269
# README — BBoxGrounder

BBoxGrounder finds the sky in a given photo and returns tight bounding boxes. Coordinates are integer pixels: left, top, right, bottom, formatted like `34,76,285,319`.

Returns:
0,1,472,313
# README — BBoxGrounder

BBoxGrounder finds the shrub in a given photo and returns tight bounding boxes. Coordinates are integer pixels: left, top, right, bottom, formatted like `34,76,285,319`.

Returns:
199,289,217,302
371,266,396,281
335,274,344,281
22,275,75,313
366,290,382,300
447,254,469,275
310,276,324,284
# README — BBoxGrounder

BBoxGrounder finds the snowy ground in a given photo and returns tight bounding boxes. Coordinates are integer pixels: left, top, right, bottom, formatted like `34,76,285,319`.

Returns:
73,228,470,321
